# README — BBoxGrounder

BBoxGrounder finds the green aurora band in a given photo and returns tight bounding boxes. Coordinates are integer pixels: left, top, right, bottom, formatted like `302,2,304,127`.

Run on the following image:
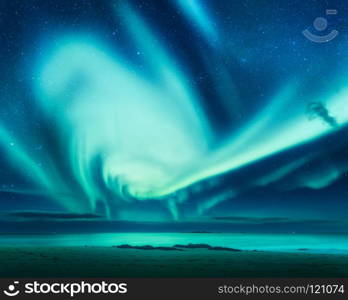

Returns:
1,2,348,220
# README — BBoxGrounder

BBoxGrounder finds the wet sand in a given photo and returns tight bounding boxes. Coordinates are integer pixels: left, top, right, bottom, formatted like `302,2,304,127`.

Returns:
0,246,347,277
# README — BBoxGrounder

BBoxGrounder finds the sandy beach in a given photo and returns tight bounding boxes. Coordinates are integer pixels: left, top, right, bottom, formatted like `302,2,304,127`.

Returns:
0,246,347,277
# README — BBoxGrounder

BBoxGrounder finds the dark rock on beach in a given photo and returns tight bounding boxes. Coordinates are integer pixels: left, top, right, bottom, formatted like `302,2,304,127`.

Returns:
174,244,243,251
115,243,244,252
173,243,211,249
209,246,242,252
115,244,183,251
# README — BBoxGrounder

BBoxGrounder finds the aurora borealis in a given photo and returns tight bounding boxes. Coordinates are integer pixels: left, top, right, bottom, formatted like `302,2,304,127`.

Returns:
0,0,348,230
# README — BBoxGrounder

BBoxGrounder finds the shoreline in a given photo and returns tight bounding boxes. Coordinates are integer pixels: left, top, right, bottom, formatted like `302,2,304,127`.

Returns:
0,245,347,278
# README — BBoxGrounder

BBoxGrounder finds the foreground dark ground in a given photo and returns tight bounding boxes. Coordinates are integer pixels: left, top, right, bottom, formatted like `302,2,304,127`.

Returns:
0,246,347,277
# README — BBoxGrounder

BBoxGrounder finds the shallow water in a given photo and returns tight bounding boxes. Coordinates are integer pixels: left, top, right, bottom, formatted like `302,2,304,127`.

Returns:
1,232,348,254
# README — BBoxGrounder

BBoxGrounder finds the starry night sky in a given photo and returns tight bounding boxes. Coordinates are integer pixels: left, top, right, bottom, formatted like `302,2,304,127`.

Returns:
0,0,348,233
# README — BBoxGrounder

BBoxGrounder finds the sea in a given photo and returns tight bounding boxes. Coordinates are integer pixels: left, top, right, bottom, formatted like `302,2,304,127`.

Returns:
0,232,348,255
